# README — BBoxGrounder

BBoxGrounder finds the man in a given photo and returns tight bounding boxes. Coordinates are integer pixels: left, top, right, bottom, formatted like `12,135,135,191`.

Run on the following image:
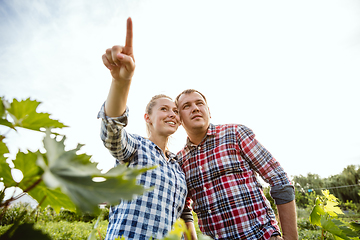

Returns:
175,89,298,240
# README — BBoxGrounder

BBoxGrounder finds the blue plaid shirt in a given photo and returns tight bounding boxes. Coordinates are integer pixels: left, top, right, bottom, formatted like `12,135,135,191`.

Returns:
98,104,188,240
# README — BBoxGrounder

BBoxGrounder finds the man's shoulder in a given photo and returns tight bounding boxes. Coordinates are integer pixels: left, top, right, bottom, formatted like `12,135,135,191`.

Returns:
212,123,250,132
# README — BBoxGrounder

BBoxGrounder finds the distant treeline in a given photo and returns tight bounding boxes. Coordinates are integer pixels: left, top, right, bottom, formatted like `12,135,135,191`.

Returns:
292,165,360,207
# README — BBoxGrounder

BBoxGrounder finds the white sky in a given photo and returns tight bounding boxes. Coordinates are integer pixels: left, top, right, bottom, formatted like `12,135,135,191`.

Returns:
1,0,360,180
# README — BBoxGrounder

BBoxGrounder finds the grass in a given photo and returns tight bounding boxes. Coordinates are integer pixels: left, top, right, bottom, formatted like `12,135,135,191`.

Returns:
1,207,359,239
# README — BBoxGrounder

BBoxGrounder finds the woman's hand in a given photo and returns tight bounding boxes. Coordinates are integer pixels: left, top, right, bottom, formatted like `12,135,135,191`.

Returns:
102,17,135,82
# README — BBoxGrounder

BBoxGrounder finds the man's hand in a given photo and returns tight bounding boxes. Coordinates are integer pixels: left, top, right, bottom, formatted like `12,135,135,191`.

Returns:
102,17,135,82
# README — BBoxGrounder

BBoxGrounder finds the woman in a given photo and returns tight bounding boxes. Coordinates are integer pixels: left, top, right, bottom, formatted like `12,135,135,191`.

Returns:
98,18,196,240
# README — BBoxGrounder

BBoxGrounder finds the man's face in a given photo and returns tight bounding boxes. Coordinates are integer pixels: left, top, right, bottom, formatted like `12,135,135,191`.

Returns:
177,92,210,134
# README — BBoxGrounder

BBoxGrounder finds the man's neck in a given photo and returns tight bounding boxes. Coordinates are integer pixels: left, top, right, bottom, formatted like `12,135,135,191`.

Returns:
187,129,208,146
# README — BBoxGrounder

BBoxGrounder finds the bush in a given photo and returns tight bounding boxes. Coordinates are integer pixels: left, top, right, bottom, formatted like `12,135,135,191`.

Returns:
34,221,108,240
0,203,34,226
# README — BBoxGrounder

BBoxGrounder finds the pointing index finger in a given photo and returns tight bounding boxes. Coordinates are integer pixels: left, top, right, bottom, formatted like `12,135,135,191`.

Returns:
125,17,133,47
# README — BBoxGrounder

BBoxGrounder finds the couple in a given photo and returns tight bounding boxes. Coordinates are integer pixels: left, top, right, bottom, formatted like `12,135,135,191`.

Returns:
98,18,298,240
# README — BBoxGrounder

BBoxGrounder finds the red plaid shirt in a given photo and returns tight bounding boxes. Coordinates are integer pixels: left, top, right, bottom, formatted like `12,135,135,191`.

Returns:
177,124,293,240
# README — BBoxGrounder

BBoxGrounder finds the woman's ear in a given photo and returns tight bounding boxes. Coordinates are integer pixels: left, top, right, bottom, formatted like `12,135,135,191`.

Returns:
144,113,151,123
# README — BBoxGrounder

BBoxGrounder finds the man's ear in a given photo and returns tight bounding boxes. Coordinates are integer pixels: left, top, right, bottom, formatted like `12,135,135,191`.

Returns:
144,113,151,123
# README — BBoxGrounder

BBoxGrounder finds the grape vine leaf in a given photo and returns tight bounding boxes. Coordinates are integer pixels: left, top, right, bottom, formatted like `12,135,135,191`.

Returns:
13,151,43,190
38,130,156,213
320,217,351,240
0,141,16,187
350,222,360,233
162,219,188,240
0,118,13,129
332,219,359,238
27,181,76,213
0,138,9,161
9,150,73,212
0,97,13,128
0,161,16,187
0,97,4,117
309,205,325,226
5,98,67,131
324,200,343,216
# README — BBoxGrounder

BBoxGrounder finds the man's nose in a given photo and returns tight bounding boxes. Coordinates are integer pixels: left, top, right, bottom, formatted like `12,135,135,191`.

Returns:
191,104,199,113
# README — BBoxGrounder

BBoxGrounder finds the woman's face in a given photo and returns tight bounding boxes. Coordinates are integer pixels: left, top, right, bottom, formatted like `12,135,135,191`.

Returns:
147,98,180,136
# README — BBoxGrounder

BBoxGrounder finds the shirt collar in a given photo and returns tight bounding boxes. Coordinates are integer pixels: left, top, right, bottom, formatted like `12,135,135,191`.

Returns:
185,123,216,148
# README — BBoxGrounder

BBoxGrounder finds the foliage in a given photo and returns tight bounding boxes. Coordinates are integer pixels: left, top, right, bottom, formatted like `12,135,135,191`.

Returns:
309,190,359,240
292,165,360,205
0,97,156,238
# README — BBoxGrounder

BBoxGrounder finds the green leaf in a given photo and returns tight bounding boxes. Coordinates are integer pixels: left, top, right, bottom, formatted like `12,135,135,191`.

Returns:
27,181,76,213
325,200,343,216
13,151,43,190
0,188,5,203
0,118,14,129
161,219,188,240
0,161,17,188
0,223,52,240
0,138,17,188
0,97,5,117
6,98,67,131
197,234,214,240
0,139,9,161
332,219,359,238
39,131,156,213
350,221,360,232
320,217,351,240
309,205,325,226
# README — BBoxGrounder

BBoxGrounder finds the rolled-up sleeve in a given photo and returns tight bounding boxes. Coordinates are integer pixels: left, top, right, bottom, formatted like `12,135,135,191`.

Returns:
270,184,295,205
97,102,138,164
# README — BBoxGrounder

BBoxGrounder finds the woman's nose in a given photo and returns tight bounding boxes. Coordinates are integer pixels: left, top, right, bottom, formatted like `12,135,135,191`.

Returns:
168,110,175,118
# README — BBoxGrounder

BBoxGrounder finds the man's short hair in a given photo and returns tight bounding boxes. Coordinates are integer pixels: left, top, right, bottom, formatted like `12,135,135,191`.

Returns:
175,89,207,107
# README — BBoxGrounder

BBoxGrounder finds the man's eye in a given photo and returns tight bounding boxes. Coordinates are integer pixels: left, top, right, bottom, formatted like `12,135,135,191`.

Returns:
161,107,167,111
183,105,189,109
174,110,179,114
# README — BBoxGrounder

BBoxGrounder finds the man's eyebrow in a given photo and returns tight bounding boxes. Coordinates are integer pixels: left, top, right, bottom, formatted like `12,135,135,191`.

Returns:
181,101,190,107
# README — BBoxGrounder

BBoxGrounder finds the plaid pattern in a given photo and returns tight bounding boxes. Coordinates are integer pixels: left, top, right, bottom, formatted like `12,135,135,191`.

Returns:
178,124,292,240
98,105,188,240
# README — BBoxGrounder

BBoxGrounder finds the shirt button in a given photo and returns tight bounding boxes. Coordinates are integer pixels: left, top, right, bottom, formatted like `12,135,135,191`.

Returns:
204,187,207,190
198,146,201,150
208,210,211,213
199,166,202,169
215,234,219,239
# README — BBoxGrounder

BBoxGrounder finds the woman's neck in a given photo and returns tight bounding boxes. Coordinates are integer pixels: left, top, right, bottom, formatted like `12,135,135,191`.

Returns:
148,134,168,156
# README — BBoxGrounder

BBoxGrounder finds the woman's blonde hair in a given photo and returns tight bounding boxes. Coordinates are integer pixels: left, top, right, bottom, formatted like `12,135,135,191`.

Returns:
145,94,173,137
